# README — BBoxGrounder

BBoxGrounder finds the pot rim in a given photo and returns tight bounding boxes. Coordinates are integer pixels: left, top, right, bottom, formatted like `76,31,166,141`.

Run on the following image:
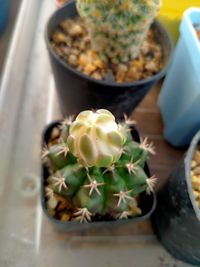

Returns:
45,0,173,88
41,192,157,227
185,130,200,221
41,120,157,229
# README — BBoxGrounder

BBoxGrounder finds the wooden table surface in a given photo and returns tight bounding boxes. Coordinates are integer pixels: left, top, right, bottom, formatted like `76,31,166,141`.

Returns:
132,82,186,191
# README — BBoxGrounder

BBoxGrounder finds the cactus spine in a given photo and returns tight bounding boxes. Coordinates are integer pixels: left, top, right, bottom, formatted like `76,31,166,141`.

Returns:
43,109,156,222
76,0,161,63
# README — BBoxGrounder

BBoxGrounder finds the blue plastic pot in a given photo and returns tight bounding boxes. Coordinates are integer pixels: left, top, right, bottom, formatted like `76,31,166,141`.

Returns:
0,0,10,35
158,7,200,147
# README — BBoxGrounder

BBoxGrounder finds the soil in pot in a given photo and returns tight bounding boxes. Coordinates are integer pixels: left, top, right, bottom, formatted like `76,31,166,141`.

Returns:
50,17,164,84
41,110,157,227
191,147,200,209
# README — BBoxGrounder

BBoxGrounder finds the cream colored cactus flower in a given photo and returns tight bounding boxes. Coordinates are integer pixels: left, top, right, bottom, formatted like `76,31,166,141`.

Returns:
67,109,125,167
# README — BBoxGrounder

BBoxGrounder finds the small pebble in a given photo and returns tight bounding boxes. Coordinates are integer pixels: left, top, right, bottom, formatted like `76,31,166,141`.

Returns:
53,32,66,44
191,160,197,169
129,199,142,216
79,41,86,51
140,40,149,54
83,64,97,75
60,19,73,32
131,58,144,69
60,213,71,221
145,61,158,72
193,166,200,176
192,175,198,183
47,208,56,217
91,72,102,80
64,36,72,47
68,54,78,67
117,64,128,73
47,196,58,210
69,24,83,37
82,36,91,45
50,127,60,140
126,67,141,81
47,176,52,183
60,46,71,56
193,190,200,199
194,150,200,165
93,58,104,69
79,53,89,67
71,48,80,56
132,207,142,216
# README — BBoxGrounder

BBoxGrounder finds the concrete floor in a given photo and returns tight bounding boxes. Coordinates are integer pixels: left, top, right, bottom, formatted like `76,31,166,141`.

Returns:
0,0,22,79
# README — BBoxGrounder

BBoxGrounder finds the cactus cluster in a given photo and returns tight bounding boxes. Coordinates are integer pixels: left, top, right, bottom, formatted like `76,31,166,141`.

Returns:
76,0,161,63
43,109,156,222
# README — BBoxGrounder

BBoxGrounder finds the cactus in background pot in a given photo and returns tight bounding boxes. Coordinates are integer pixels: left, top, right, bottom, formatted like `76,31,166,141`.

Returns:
76,0,161,63
42,109,156,222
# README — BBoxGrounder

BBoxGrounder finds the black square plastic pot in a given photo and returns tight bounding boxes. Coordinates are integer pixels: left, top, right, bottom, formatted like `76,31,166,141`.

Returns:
41,121,156,232
45,0,173,119
152,130,200,266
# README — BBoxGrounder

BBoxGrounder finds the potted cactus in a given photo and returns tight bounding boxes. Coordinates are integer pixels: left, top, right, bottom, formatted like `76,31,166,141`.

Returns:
41,109,156,231
45,0,173,118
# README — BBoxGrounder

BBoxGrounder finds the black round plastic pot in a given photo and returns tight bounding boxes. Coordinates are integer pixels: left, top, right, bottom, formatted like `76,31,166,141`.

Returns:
45,1,173,119
152,130,200,266
41,121,156,232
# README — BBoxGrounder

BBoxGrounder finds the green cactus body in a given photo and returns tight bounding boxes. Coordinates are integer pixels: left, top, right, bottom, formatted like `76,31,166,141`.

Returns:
76,0,161,63
44,144,69,170
43,109,156,222
73,168,105,214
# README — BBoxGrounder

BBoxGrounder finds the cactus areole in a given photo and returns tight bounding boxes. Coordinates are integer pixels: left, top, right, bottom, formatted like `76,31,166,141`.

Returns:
42,109,157,223
76,0,161,63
